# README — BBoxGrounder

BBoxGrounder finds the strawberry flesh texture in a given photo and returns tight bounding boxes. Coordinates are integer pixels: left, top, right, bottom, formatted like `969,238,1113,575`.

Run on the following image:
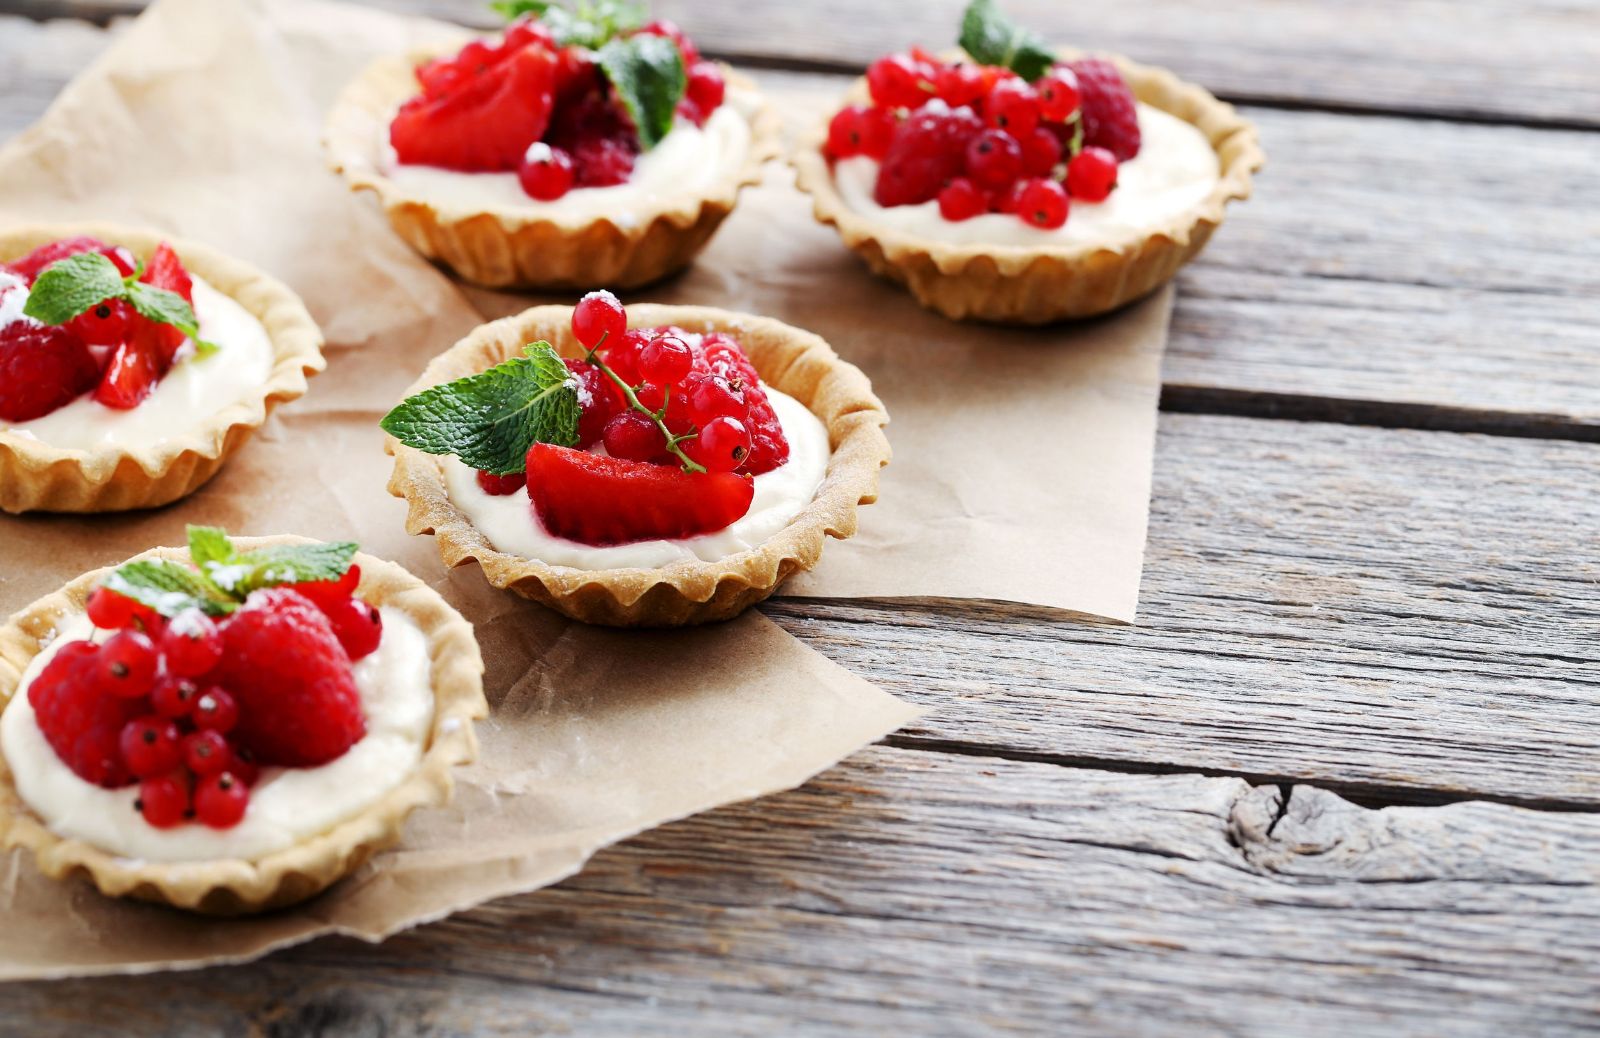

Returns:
526,443,755,546
210,588,366,768
1067,58,1141,162
392,42,557,172
874,106,985,207
4,236,135,284
0,322,99,421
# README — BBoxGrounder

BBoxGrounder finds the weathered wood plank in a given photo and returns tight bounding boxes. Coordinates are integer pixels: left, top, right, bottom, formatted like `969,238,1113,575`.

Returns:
9,0,1599,127
766,411,1600,809
5,22,1597,433
2,749,1596,1035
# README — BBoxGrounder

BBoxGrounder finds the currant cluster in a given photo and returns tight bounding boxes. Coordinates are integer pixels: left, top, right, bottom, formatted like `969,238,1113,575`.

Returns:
392,15,725,203
0,237,194,422
26,571,381,831
826,48,1140,230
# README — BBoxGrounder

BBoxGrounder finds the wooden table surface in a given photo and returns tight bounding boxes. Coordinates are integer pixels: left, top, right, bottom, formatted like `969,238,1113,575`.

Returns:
3,1,1598,1034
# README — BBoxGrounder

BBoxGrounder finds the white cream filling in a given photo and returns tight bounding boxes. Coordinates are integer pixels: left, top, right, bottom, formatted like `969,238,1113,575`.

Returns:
442,388,830,570
0,607,433,864
834,103,1220,247
379,91,755,226
0,274,275,451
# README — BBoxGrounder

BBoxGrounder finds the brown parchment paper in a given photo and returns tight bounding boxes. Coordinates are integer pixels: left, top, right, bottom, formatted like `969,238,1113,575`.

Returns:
0,0,916,979
466,89,1171,624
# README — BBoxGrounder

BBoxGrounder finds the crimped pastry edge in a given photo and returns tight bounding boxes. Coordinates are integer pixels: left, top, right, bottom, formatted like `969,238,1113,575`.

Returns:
386,304,891,626
792,51,1264,324
324,39,781,290
0,537,487,915
0,224,326,513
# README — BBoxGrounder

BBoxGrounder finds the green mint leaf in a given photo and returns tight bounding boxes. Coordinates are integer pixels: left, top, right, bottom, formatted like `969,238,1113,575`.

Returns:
598,33,686,150
21,253,126,326
958,0,1056,82
380,342,580,475
229,542,359,595
186,526,235,572
103,560,237,619
550,1,646,48
490,0,552,18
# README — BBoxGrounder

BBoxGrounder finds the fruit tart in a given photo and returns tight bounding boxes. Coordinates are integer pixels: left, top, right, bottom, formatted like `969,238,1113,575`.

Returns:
326,2,779,290
793,0,1263,324
382,291,889,626
0,226,324,513
0,527,486,914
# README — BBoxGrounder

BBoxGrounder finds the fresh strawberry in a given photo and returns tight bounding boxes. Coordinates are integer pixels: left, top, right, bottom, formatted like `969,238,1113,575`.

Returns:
391,44,558,172
92,335,163,410
1067,58,1141,161
874,105,985,207
208,589,367,767
526,443,755,545
4,236,135,283
0,321,99,421
27,641,142,788
130,242,194,367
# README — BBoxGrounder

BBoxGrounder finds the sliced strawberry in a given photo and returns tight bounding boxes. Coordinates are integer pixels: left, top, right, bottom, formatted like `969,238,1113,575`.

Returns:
93,336,162,410
392,44,557,172
134,242,194,367
5,236,135,283
526,443,755,545
0,322,99,421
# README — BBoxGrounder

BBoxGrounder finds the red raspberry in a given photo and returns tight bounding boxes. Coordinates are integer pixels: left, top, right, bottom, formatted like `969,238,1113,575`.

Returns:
546,93,639,187
874,105,984,207
27,641,142,788
0,321,99,423
209,590,366,767
564,357,624,447
1067,58,1141,161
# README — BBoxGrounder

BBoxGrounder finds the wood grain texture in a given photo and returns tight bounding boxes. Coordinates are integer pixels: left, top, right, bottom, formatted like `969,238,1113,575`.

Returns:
4,23,1597,433
767,411,1600,809
2,749,1597,1036
9,0,1599,127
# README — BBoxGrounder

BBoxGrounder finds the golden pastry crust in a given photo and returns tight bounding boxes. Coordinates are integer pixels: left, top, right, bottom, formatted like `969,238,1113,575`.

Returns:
386,305,890,626
0,538,487,915
792,52,1264,324
0,224,325,513
325,39,780,291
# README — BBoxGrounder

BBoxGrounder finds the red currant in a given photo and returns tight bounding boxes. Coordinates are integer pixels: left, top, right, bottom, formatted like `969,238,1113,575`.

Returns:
867,54,928,109
159,609,222,678
601,327,652,384
96,629,159,699
686,60,726,113
828,105,896,160
938,177,986,221
1021,126,1063,177
475,470,527,495
1066,146,1119,202
119,715,183,779
965,129,1023,190
1035,68,1082,122
518,143,574,201
635,381,692,433
693,416,752,472
564,358,623,448
192,687,239,734
85,587,145,631
226,745,260,787
572,290,627,351
151,675,200,719
66,299,133,347
322,596,384,663
639,334,694,386
936,63,986,107
603,411,666,461
136,773,189,829
1017,178,1070,229
985,79,1040,137
194,772,250,829
687,375,748,424
183,729,230,776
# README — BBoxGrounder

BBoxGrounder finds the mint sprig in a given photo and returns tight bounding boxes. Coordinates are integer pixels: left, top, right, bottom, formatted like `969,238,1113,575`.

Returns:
958,0,1056,82
380,343,581,476
23,251,221,357
99,526,359,620
492,0,645,49
598,33,686,150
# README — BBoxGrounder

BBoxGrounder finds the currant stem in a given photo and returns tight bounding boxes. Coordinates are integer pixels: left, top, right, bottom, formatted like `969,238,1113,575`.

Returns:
584,333,707,474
